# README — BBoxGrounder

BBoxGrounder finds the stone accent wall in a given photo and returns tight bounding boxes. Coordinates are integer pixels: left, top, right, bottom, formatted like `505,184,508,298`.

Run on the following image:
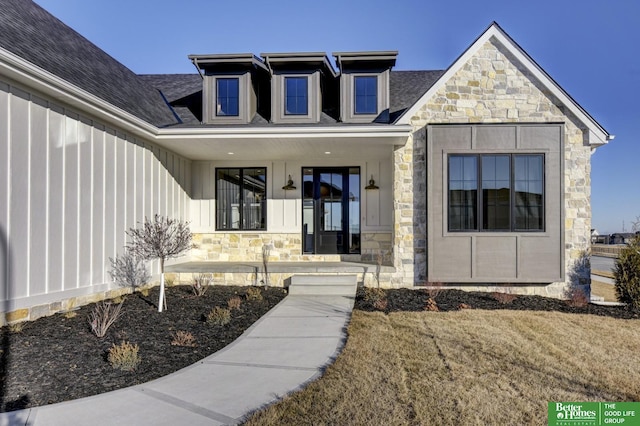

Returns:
392,37,592,297
360,232,393,263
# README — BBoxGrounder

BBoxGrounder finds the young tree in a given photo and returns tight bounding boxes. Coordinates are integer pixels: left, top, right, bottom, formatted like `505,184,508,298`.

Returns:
126,214,192,312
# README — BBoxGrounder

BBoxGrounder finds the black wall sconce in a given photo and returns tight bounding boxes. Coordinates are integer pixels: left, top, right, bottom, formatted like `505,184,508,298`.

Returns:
365,175,379,190
282,175,296,190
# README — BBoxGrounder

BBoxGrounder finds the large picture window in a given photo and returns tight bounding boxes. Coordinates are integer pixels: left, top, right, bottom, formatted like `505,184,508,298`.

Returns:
216,168,266,230
448,154,544,232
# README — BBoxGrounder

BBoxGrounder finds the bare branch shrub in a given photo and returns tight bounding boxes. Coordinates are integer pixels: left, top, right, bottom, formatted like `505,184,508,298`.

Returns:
425,281,444,300
245,287,263,301
108,341,140,371
363,287,386,311
171,331,197,347
88,300,124,338
458,303,473,310
126,214,193,312
206,307,231,326
373,298,388,311
108,252,150,292
227,296,242,310
565,287,589,308
192,273,213,297
491,287,518,304
424,298,439,312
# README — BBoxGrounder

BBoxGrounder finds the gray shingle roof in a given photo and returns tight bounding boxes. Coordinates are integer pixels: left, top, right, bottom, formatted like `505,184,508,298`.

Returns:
0,0,178,127
141,70,445,126
389,70,445,123
138,74,202,104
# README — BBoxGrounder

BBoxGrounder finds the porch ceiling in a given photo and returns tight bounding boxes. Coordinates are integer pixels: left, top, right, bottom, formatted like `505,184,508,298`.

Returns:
154,125,412,160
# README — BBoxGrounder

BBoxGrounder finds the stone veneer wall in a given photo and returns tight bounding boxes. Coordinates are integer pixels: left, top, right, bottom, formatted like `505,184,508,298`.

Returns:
190,232,393,287
391,37,592,297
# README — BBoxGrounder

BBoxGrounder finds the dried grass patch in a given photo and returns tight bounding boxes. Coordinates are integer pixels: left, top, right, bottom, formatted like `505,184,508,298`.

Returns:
245,310,640,425
591,280,618,302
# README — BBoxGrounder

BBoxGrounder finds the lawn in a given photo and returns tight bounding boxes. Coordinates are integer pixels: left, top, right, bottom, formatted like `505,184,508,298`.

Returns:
591,279,618,302
245,307,640,425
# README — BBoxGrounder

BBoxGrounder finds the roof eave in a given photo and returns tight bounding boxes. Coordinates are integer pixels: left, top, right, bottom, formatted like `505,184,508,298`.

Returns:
0,46,158,140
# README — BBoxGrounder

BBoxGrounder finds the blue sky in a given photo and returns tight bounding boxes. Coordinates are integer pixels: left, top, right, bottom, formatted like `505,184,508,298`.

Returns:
34,0,640,234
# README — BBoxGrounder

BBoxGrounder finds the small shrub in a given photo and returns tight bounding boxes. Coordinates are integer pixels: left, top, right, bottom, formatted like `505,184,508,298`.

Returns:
363,287,386,305
192,273,213,297
491,291,518,304
108,252,150,291
206,306,231,326
245,287,263,301
89,300,124,338
424,297,439,312
171,331,197,347
425,281,444,300
63,311,77,319
227,296,242,310
8,322,24,333
373,298,388,311
458,303,473,310
108,341,140,371
614,236,640,309
565,287,589,308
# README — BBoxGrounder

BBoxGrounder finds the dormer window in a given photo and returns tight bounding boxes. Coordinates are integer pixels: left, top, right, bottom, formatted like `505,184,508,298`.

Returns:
216,78,239,116
334,51,397,123
284,76,308,115
354,76,377,114
188,53,269,124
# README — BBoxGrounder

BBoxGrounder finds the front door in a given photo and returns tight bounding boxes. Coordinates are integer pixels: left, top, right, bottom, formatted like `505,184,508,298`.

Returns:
302,167,360,254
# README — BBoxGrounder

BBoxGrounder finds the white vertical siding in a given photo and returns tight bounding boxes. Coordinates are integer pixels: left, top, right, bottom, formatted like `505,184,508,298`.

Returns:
63,113,78,289
78,118,92,288
47,105,65,294
9,87,30,299
0,83,9,302
0,82,191,311
91,126,105,285
29,96,48,295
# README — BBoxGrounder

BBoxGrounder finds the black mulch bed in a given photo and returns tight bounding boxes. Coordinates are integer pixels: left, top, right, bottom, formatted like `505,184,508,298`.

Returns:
0,285,286,413
355,287,640,320
1,285,637,414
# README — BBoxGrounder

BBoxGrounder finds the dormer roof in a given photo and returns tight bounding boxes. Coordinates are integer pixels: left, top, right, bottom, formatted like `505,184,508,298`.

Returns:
333,51,398,71
261,52,337,77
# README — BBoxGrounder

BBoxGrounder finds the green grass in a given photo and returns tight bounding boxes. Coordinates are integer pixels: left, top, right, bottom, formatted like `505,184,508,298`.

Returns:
244,310,640,425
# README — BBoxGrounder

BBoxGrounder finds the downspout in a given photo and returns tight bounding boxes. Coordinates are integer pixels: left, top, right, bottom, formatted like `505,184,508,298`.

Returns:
264,56,273,123
336,54,343,122
191,58,204,80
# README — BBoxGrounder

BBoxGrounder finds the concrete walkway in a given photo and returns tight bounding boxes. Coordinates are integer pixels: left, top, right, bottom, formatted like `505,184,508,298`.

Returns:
1,295,354,426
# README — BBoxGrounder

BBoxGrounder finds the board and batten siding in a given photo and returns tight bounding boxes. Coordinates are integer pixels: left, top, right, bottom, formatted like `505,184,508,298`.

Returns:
0,81,191,313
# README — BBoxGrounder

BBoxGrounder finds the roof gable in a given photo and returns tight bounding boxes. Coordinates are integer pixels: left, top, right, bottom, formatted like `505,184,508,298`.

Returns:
397,22,612,146
0,0,178,127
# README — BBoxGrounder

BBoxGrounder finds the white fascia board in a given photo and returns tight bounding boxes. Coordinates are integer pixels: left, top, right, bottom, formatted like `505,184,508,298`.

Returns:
397,24,611,146
156,124,413,140
0,46,158,140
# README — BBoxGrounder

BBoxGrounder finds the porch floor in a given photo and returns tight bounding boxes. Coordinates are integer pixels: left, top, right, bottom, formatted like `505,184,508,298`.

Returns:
165,261,395,274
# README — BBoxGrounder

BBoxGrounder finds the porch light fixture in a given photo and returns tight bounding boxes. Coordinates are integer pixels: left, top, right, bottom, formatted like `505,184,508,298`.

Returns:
365,175,379,190
282,175,297,190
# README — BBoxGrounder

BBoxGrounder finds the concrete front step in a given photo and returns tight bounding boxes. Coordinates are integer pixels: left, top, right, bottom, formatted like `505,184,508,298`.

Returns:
288,274,357,296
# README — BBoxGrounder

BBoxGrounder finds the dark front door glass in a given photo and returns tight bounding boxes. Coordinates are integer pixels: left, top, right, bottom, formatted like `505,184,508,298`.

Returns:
302,167,360,254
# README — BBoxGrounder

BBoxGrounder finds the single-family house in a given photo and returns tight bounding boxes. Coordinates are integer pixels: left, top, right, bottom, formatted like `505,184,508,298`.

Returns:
0,0,613,322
